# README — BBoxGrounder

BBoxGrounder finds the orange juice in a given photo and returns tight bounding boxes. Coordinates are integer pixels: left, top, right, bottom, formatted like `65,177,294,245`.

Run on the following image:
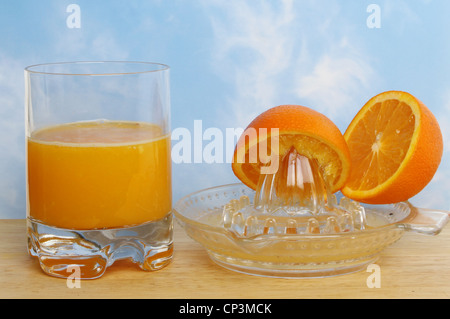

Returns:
27,120,171,230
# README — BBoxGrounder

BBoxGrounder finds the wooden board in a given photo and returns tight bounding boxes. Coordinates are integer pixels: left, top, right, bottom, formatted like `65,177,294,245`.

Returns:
1,219,449,299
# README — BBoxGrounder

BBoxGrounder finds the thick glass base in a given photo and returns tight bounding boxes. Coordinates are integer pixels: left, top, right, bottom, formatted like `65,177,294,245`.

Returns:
27,214,173,279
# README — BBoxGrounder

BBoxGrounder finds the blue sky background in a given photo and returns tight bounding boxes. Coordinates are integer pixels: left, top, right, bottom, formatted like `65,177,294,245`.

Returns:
1,0,449,218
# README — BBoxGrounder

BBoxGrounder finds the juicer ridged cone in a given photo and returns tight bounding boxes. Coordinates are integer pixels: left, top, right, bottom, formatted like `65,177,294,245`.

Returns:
223,147,367,237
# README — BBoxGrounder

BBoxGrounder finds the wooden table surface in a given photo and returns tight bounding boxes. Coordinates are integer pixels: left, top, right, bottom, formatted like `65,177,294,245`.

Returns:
1,219,449,299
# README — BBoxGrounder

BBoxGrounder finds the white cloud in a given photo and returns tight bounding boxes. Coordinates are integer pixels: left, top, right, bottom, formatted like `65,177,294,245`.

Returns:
382,0,422,34
45,1,130,61
52,28,129,61
0,52,26,218
294,38,376,124
204,0,377,130
204,0,296,127
411,88,450,210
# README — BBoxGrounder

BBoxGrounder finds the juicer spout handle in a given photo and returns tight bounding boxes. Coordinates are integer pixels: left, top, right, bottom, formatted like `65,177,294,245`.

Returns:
399,204,449,235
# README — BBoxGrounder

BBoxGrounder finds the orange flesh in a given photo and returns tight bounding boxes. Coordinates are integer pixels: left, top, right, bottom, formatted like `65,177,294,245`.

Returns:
345,99,415,191
232,105,351,195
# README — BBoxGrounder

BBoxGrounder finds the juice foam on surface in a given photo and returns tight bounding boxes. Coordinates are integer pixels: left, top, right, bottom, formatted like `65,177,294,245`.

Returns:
30,120,164,145
27,120,171,230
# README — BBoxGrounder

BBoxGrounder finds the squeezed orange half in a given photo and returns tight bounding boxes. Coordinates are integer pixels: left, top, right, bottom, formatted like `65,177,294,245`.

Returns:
27,121,171,230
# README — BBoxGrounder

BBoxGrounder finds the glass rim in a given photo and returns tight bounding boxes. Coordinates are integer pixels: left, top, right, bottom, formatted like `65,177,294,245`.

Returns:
24,61,170,76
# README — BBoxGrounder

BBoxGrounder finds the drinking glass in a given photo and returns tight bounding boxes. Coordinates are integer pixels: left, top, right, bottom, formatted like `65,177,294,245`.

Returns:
25,61,172,279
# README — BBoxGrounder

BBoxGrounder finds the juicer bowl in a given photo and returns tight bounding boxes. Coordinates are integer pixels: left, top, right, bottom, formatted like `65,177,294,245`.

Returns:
173,183,449,278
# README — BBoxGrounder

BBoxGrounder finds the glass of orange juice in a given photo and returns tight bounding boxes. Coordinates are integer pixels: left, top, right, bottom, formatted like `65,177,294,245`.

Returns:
25,61,172,279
